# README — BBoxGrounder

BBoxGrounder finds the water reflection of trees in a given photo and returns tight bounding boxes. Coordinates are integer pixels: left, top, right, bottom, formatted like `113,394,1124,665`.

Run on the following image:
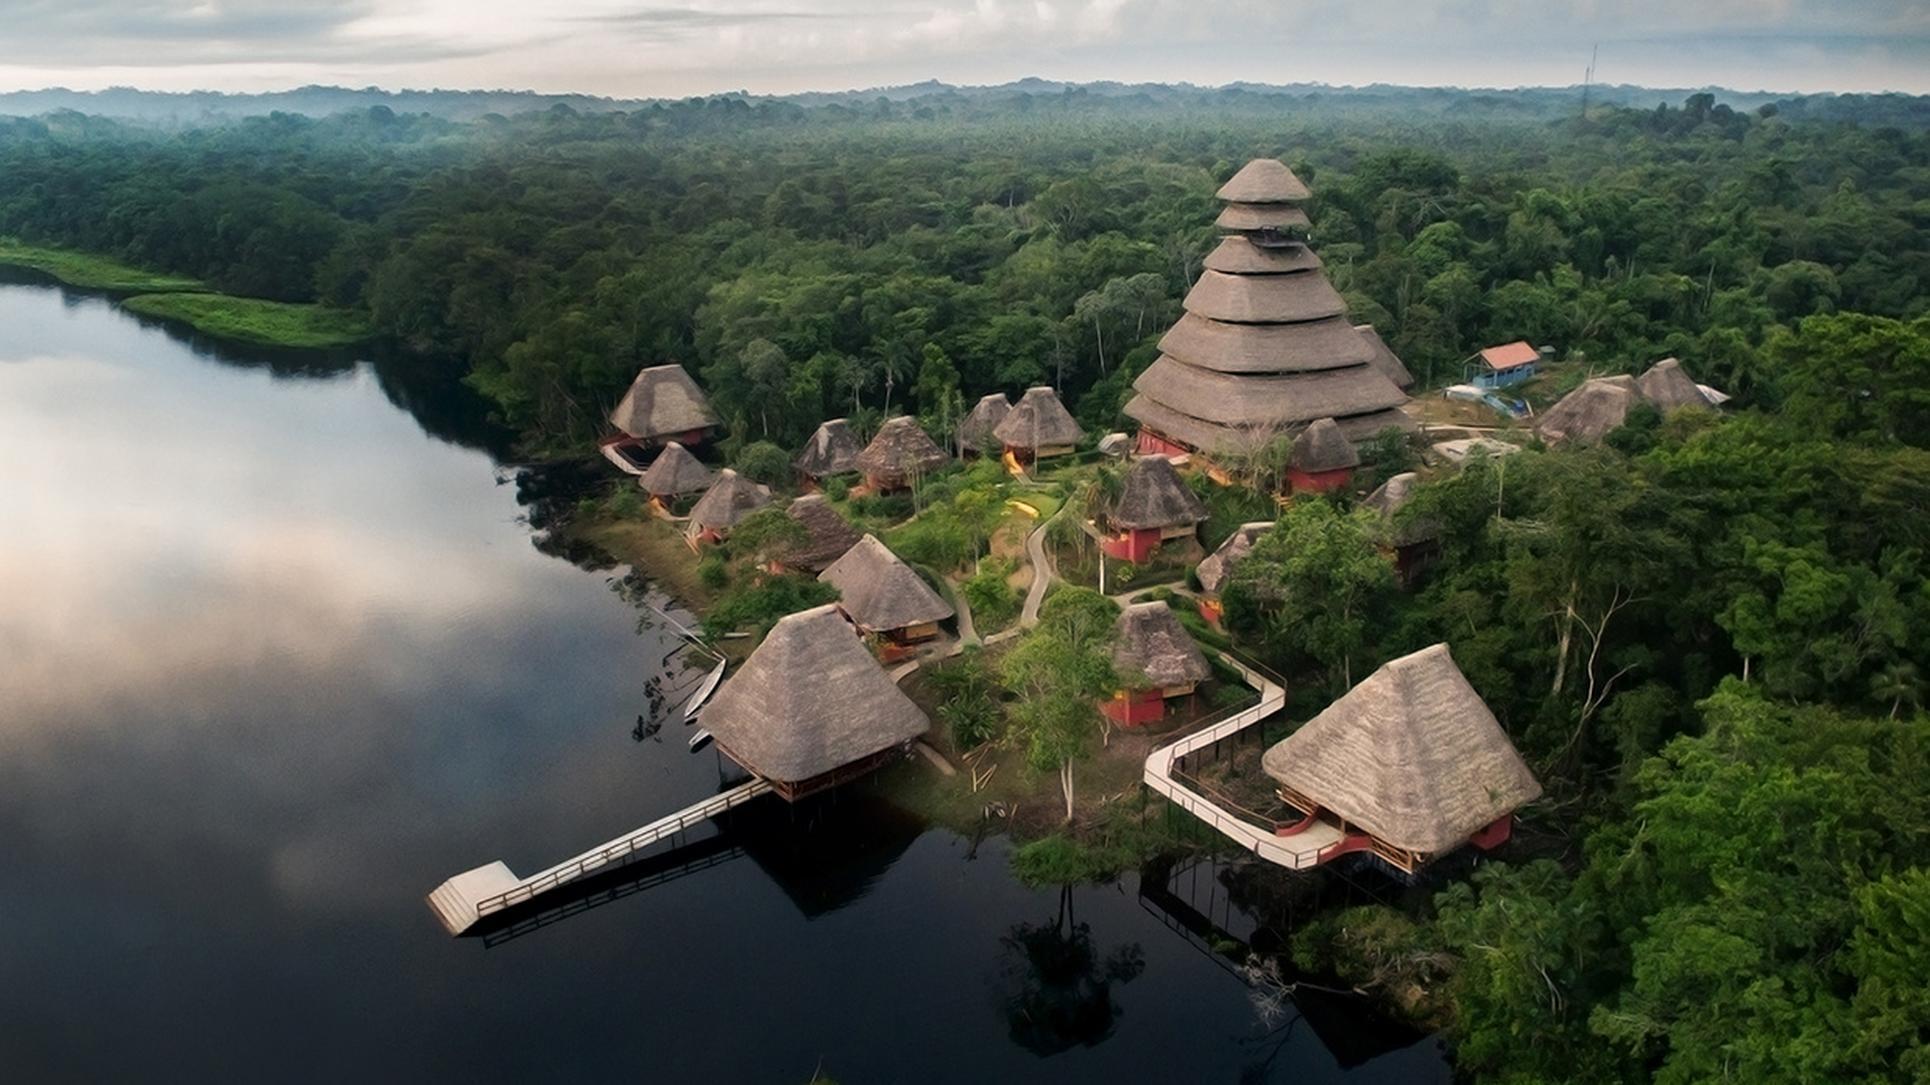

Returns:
998,885,1145,1056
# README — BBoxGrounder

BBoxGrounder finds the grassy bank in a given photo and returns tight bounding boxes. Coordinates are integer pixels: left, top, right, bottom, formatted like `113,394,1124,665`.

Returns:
0,238,205,293
122,293,373,348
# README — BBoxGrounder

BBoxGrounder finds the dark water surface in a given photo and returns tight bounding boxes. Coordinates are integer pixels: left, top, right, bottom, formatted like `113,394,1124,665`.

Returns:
0,280,1449,1083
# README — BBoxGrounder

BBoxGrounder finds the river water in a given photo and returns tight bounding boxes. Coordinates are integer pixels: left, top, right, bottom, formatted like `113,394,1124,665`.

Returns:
0,276,1449,1082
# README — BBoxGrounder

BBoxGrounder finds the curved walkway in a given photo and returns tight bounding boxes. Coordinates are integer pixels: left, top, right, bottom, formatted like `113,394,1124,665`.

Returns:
1017,506,1066,628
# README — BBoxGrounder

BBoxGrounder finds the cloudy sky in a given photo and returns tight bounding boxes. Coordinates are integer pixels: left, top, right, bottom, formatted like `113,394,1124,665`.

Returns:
1,1,1926,97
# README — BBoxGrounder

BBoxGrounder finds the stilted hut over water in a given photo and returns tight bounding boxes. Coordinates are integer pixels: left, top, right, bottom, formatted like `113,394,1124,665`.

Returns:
1261,643,1541,875
1196,521,1273,626
856,416,948,492
770,495,860,575
1125,158,1413,465
994,386,1083,465
818,534,955,657
957,393,1012,458
701,605,931,802
635,440,715,506
600,364,720,473
1100,455,1207,562
684,468,771,545
1105,602,1213,727
1285,417,1359,494
794,418,862,487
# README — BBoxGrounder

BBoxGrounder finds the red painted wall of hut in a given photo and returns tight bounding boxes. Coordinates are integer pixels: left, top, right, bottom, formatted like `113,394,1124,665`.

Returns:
1101,527,1161,562
1286,465,1352,494
1468,814,1513,850
1134,429,1189,458
1199,597,1225,627
1101,688,1168,727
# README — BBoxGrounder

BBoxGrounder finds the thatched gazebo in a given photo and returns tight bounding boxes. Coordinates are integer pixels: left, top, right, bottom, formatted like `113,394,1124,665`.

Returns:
794,418,862,486
1261,643,1542,873
600,364,720,473
1196,521,1272,625
700,604,930,801
856,416,947,492
1100,455,1207,562
636,440,715,506
684,468,771,545
1362,472,1439,586
1536,375,1639,447
818,534,955,653
1286,417,1360,493
994,386,1084,463
1637,358,1715,412
769,495,860,575
1125,159,1413,467
1103,601,1213,727
957,393,1012,458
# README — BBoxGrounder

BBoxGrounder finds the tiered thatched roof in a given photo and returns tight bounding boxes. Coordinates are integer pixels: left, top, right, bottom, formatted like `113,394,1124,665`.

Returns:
609,364,719,441
636,441,714,497
957,393,1012,455
794,418,862,479
855,416,947,483
1363,472,1437,547
1353,324,1416,390
701,604,929,785
686,468,771,532
994,386,1084,451
1113,602,1213,689
781,495,861,573
1126,159,1412,459
1535,376,1639,447
1197,522,1272,595
819,534,954,633
1290,418,1360,474
1109,455,1207,530
1637,358,1713,412
1261,643,1542,855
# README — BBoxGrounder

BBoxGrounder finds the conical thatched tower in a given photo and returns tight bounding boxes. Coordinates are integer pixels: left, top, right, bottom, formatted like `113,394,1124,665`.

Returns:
1126,159,1412,463
1262,643,1541,871
701,604,929,800
957,393,1013,457
636,440,715,501
685,468,771,543
1286,417,1360,493
994,386,1084,461
794,418,862,483
819,534,954,647
1101,455,1207,561
856,416,948,492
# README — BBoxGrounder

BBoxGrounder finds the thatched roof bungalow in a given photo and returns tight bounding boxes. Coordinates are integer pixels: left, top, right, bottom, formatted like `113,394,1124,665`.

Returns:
635,440,715,503
1261,643,1541,873
768,495,860,575
601,364,720,472
957,393,1012,458
1637,358,1716,412
794,418,862,484
818,534,954,650
1100,455,1206,562
1535,375,1639,447
1286,417,1360,493
1196,521,1272,625
701,604,929,801
1362,472,1440,586
994,386,1084,462
684,468,771,545
1104,601,1213,727
1126,159,1412,467
855,416,947,492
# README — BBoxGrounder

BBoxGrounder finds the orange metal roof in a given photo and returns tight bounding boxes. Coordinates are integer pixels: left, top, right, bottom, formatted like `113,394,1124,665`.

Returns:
1479,341,1540,370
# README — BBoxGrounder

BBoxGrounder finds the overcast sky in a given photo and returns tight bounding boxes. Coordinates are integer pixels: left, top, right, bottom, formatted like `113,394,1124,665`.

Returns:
1,1,1926,97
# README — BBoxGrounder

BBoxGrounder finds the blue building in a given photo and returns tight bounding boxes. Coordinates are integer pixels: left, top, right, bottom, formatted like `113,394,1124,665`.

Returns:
1469,341,1540,388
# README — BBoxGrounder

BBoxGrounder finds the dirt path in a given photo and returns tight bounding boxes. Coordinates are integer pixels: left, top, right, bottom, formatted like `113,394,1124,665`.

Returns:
1018,507,1065,628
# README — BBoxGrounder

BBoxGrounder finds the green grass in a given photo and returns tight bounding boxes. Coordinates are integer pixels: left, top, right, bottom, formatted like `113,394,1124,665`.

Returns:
0,238,206,293
122,292,373,348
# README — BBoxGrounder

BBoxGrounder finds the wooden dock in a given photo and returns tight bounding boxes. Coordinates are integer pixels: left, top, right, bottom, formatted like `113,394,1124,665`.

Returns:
427,777,774,935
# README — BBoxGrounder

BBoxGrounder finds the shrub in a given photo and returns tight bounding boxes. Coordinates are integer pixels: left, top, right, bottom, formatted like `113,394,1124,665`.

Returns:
823,476,850,501
697,554,730,589
960,558,1021,631
705,573,835,634
733,441,791,487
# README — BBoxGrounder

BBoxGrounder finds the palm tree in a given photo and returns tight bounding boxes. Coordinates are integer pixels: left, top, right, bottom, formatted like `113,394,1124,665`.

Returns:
1871,661,1923,720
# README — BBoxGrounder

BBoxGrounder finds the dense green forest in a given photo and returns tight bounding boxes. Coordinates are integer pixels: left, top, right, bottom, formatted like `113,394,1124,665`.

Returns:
2,87,1926,1080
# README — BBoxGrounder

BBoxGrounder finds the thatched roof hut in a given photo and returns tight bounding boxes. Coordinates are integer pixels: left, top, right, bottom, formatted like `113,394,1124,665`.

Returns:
1637,358,1712,412
700,604,929,792
957,393,1012,455
1354,325,1416,390
1291,418,1361,474
1197,522,1272,596
855,416,947,487
1362,472,1436,547
609,364,719,441
1536,376,1638,447
794,418,862,479
636,441,714,498
819,534,954,635
1261,643,1542,857
780,495,861,573
1110,455,1207,530
1113,602,1212,690
686,468,771,534
1216,158,1313,203
995,386,1084,452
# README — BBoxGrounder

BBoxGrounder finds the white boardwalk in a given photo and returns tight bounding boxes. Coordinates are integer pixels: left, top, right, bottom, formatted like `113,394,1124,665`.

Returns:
1142,653,1342,869
427,777,774,935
